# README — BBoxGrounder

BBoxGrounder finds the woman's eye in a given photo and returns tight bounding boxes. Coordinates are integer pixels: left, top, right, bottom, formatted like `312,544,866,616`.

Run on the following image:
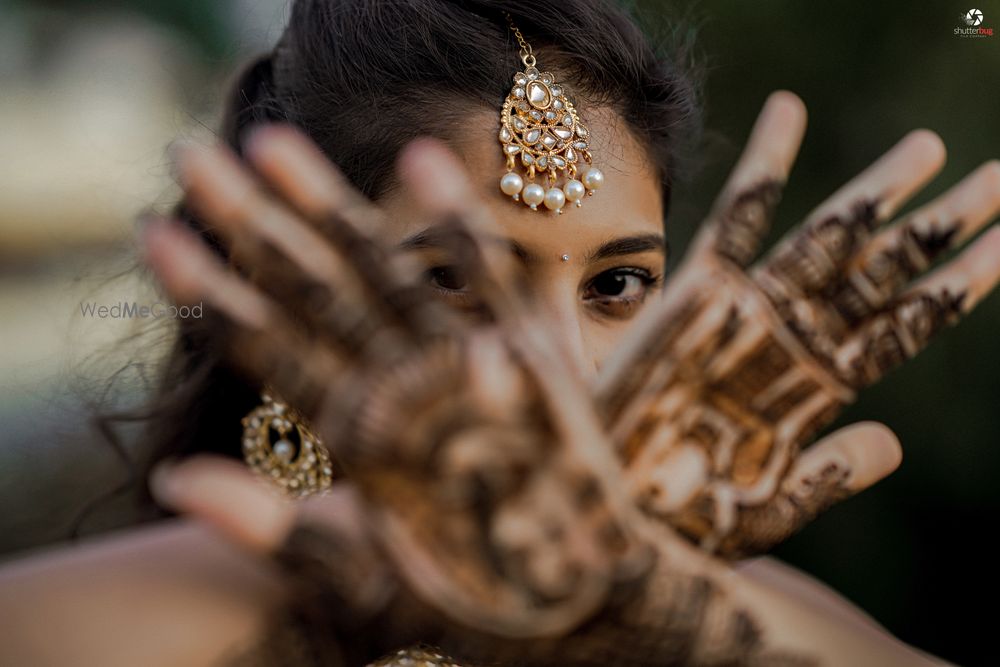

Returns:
584,267,662,318
426,265,469,291
590,270,647,298
425,264,493,320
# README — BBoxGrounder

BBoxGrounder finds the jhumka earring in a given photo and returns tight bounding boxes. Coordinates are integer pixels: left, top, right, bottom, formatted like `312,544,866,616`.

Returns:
498,14,604,214
242,389,335,498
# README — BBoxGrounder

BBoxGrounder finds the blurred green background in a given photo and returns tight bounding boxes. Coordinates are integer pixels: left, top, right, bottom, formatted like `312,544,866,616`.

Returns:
0,0,996,664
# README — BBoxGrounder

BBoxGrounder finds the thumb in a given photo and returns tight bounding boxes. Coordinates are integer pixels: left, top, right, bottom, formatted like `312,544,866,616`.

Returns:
150,455,298,552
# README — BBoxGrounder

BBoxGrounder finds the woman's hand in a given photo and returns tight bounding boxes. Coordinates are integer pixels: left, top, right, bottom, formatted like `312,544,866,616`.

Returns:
145,127,659,639
598,91,1000,557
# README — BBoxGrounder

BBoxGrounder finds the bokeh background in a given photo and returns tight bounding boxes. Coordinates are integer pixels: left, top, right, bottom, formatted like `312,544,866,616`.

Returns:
0,1,997,664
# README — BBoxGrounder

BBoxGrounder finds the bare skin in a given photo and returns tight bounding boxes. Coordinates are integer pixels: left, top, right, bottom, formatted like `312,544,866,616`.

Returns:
134,92,995,663
1,92,994,665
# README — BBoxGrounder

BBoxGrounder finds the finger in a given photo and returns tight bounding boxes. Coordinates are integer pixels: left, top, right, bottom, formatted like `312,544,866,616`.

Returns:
151,455,372,560
760,130,946,294
176,143,393,352
791,421,902,495
153,455,397,646
837,225,1000,387
832,161,1000,323
177,142,358,295
142,218,354,425
694,91,807,267
142,215,274,329
244,124,383,230
244,127,456,339
718,422,901,557
397,137,527,322
150,455,297,552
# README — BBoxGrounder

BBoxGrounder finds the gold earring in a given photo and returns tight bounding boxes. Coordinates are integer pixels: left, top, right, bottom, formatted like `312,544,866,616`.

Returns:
498,13,604,214
242,389,335,498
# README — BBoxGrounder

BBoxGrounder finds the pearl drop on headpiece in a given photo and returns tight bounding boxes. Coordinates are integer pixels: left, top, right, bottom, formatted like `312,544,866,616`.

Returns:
521,183,545,210
500,172,524,198
582,167,604,193
544,187,566,213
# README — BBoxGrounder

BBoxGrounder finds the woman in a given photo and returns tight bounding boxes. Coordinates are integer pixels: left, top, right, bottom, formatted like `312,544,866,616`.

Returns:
2,0,998,664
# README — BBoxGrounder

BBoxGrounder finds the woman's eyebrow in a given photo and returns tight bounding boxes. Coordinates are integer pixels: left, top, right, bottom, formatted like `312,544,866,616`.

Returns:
586,233,667,262
398,226,532,263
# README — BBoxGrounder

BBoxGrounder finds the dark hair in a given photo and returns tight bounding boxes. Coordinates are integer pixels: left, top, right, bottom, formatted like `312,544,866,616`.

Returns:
82,0,703,529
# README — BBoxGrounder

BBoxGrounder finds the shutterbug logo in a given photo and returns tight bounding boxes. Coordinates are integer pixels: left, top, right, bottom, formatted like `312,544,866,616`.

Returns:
955,8,994,36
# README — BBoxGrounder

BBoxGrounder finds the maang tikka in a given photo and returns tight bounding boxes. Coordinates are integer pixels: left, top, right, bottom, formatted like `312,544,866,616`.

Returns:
498,14,604,214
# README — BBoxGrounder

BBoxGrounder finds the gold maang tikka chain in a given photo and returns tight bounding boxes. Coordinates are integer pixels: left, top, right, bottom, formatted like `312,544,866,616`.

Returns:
498,14,604,214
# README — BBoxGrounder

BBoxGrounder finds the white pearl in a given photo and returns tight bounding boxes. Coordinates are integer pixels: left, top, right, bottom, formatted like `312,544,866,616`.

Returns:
273,439,294,461
563,179,585,202
544,187,566,211
582,167,605,191
522,183,545,207
500,172,523,196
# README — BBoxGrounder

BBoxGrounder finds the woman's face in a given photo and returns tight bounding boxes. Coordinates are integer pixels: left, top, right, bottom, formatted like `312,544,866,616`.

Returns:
378,109,666,381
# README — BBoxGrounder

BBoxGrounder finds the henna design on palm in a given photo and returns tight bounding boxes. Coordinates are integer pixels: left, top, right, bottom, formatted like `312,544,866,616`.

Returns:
598,97,1000,557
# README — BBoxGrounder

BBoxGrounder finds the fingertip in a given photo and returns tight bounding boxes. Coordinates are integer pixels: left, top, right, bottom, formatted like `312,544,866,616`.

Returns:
397,137,473,212
968,225,1000,290
166,138,200,178
148,457,183,510
977,161,1000,209
736,90,807,185
244,122,326,170
840,421,903,490
139,218,213,305
960,224,1000,281
396,136,444,179
139,216,182,275
904,129,947,169
243,122,296,156
765,90,807,125
979,159,1000,185
857,420,902,471
150,455,297,552
169,140,213,184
